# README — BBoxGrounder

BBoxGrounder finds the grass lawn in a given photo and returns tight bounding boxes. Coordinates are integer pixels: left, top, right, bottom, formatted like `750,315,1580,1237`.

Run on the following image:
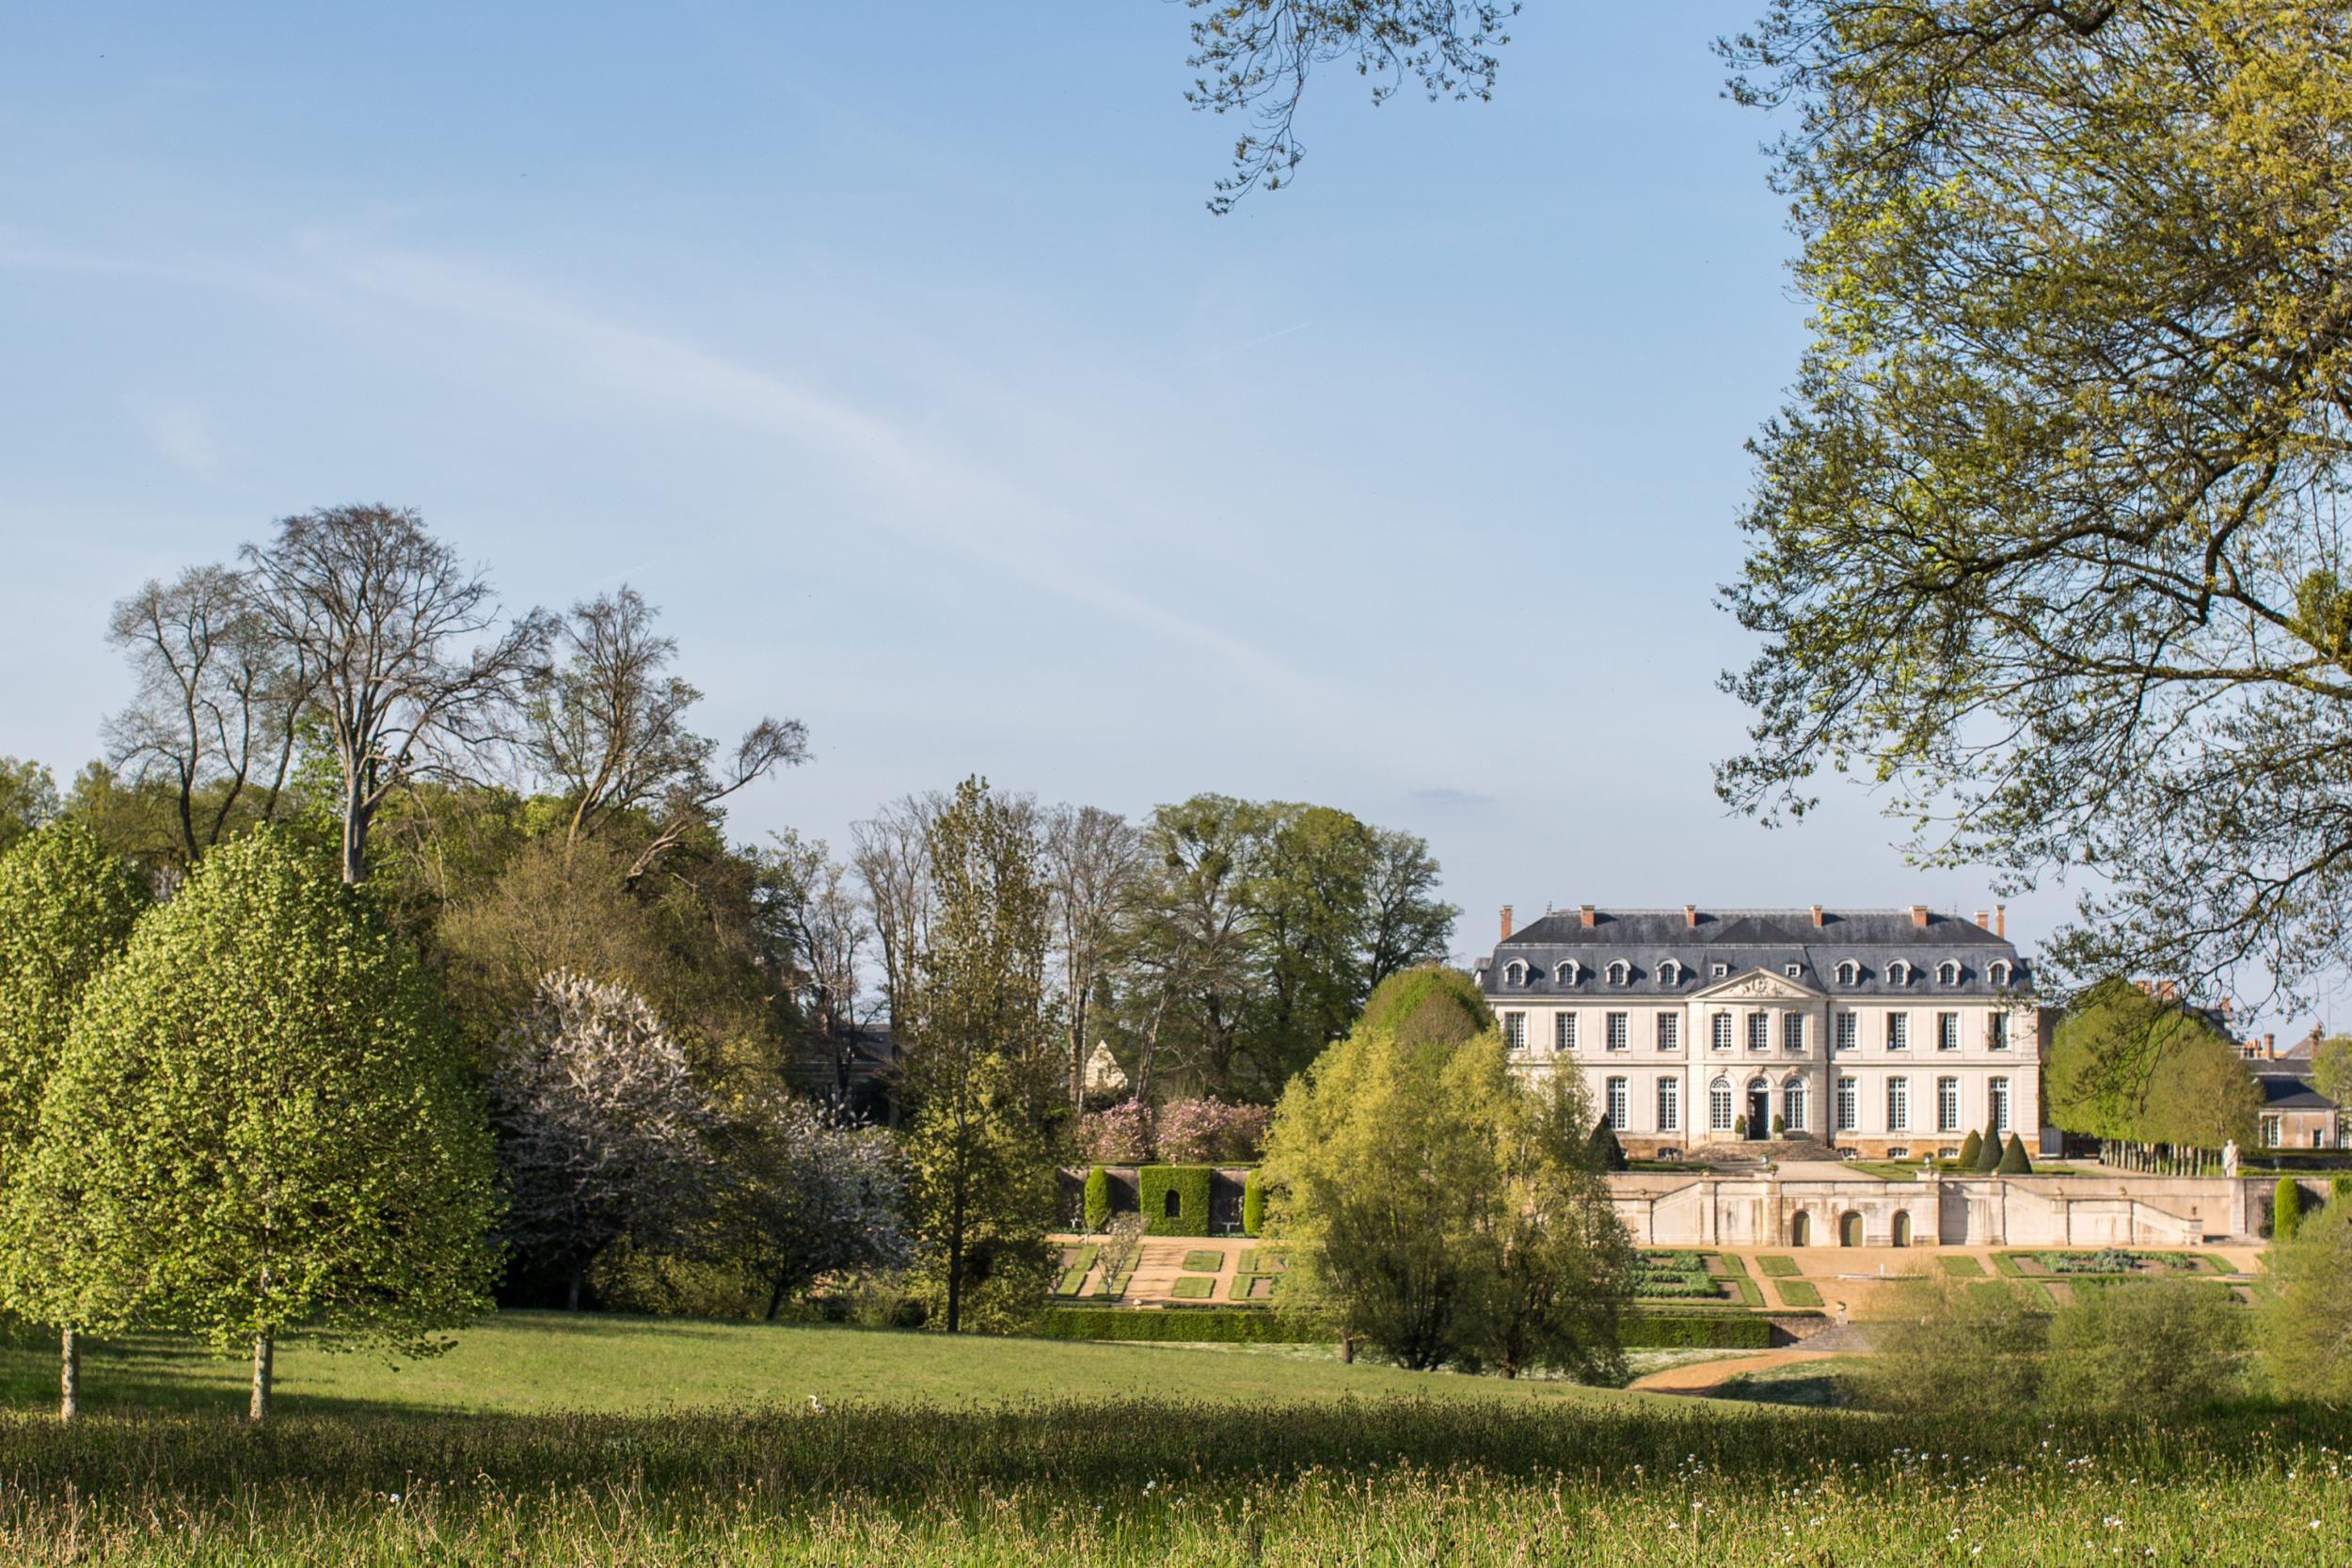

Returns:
1181,1249,1225,1273
1169,1275,1217,1300
0,1312,1672,1420
4,1315,2351,1563
1773,1279,1824,1308
1756,1256,1800,1277
1940,1256,1987,1278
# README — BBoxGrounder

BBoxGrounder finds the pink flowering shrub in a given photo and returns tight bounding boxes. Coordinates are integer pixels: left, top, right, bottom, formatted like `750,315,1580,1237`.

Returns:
1076,1098,1154,1164
1156,1097,1271,1164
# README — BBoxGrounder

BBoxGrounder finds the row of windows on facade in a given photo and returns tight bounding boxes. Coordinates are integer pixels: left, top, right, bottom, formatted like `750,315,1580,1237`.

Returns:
1502,1008,2011,1053
1599,1073,2014,1136
1500,957,2014,989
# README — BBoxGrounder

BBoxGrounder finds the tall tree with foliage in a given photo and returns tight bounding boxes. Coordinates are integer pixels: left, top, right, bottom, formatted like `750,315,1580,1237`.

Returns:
718,1091,910,1320
1718,1,2352,1009
2260,1199,2352,1404
899,777,1059,1333
13,832,499,1420
1043,802,1143,1110
2045,980,2258,1150
1261,1016,1629,1373
0,822,149,1418
0,757,59,857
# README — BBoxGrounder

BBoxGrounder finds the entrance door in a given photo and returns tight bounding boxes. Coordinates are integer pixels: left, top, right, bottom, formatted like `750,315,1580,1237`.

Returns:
1891,1212,1912,1247
1838,1212,1864,1247
1748,1089,1770,1136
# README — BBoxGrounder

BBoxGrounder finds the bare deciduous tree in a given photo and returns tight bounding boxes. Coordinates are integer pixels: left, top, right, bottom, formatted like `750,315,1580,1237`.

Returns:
526,587,808,881
759,828,868,1041
1043,803,1142,1109
240,506,549,883
104,564,309,870
488,970,720,1310
850,791,946,1036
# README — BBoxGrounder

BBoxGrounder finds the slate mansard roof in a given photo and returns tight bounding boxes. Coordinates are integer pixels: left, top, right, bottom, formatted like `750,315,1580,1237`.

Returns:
1474,909,2025,1000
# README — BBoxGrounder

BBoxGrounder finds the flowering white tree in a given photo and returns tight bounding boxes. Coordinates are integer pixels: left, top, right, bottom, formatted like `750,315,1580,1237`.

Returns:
489,970,719,1308
722,1091,910,1319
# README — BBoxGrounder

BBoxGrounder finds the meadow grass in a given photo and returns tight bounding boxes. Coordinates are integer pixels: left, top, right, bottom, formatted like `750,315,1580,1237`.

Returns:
6,1315,2350,1563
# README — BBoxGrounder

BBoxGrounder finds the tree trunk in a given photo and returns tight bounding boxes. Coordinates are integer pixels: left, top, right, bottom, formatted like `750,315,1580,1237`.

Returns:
248,1333,274,1422
1339,1332,1356,1365
59,1328,79,1422
765,1274,788,1322
567,1257,585,1311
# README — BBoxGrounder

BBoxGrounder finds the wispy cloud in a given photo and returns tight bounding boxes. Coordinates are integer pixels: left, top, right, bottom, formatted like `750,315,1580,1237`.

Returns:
137,401,223,478
1408,785,1496,809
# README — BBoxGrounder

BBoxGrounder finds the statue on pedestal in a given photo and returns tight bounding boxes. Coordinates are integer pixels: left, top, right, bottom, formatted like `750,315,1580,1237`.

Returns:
2222,1139,2239,1178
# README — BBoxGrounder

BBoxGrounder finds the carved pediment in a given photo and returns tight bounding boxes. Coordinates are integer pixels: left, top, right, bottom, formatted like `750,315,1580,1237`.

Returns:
1692,967,1822,1003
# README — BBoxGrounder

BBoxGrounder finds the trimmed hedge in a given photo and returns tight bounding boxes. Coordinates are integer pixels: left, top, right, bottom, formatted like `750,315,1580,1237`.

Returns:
2275,1176,2304,1241
1139,1164,1216,1236
1084,1166,1110,1232
1242,1170,1266,1237
1029,1307,1328,1343
1617,1314,1773,1350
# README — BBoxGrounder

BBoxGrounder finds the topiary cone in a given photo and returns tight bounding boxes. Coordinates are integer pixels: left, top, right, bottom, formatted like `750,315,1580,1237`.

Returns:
1956,1130,1983,1168
1996,1132,2032,1175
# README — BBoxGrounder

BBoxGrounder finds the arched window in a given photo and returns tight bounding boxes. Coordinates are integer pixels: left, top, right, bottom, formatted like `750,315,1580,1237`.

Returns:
1782,1075,1808,1132
1658,959,1682,986
1504,960,1527,985
1836,960,1860,987
1606,960,1630,986
1555,960,1581,985
1708,1077,1734,1131
1164,1189,1183,1219
1989,959,2012,988
1937,960,1962,986
1888,960,1913,986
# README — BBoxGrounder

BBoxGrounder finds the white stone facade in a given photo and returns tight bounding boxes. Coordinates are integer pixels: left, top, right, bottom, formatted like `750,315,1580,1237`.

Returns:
1475,906,2041,1159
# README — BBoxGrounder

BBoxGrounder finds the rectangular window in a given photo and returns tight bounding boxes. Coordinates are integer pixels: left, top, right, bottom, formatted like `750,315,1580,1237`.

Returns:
1990,1011,2011,1051
1606,1077,1629,1129
1606,1012,1629,1052
1784,1013,1805,1053
1991,1076,2010,1135
1886,1012,1910,1051
1554,1011,1575,1053
1711,1012,1733,1051
1503,1013,1526,1052
1937,1076,1960,1132
1748,1012,1770,1052
1656,1012,1679,1051
1657,1077,1679,1132
1710,1079,1734,1131
2263,1114,2283,1147
1937,1012,1960,1052
1886,1077,1911,1132
1836,1012,1858,1052
1836,1076,1858,1132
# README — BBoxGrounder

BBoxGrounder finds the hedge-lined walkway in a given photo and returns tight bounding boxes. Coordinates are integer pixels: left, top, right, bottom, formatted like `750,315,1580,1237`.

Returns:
1050,1235,1262,1306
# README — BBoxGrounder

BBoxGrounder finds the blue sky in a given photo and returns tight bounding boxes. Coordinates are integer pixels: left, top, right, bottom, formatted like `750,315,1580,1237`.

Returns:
0,3,2131,1006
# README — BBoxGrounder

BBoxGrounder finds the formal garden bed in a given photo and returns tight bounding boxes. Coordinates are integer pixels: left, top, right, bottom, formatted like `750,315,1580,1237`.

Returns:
1630,1251,1764,1309
1997,1248,2233,1278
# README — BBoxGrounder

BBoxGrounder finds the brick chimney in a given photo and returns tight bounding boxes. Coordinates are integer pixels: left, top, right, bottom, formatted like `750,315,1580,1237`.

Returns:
1579,904,1597,928
1909,904,1930,928
1684,904,1698,927
2265,1033,2277,1059
1994,904,2006,939
1809,904,1824,927
1973,909,1989,930
1500,905,1513,942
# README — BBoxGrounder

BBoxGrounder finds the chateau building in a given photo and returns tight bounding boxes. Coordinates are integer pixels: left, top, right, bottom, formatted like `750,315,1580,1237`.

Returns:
1472,904,2040,1160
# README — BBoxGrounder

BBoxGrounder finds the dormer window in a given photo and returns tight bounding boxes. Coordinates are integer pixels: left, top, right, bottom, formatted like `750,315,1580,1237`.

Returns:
1504,960,1527,986
1836,961,1860,987
1710,962,1729,979
1606,960,1630,987
1658,959,1682,986
1989,959,2013,988
1937,960,1962,986
1785,964,1803,979
1888,960,1913,986
1555,960,1581,986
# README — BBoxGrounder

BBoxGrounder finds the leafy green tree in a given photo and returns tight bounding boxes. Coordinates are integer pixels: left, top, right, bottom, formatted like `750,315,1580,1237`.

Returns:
12,832,499,1420
1359,963,1492,1047
0,822,148,1418
1716,2,2352,1007
2045,980,2257,1148
0,757,60,857
900,777,1060,1333
2260,1201,2352,1404
1262,1022,1630,1374
2043,1278,2242,1418
2313,1037,2352,1110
